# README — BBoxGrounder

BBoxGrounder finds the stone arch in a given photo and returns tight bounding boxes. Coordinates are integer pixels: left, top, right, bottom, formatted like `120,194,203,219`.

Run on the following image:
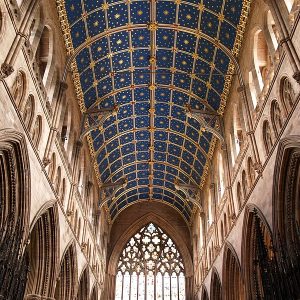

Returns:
54,241,78,300
31,115,42,148
272,136,300,268
90,284,98,300
280,76,296,113
247,157,256,187
22,94,35,131
0,128,30,235
106,213,193,299
222,243,245,300
270,100,283,137
25,202,59,299
253,28,273,91
241,170,248,198
35,24,54,86
108,212,193,277
262,119,274,155
60,102,72,148
11,69,27,108
241,205,274,299
201,285,209,300
210,268,222,300
266,10,279,51
0,129,31,299
236,181,243,211
77,266,90,300
54,166,62,195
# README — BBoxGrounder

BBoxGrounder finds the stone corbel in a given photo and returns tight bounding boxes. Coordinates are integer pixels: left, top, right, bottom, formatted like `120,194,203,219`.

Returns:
185,104,225,147
174,179,203,213
79,105,119,143
97,178,128,212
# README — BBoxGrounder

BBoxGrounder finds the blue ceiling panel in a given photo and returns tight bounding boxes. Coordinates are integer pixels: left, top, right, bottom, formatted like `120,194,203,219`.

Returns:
60,0,248,223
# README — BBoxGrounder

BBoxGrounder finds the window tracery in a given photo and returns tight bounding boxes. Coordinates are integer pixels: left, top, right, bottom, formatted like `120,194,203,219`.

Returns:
115,223,185,300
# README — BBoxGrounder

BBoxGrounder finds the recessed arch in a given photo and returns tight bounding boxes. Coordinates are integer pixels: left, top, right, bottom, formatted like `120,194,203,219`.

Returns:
222,243,245,300
0,129,31,299
272,136,300,290
54,240,78,300
25,204,59,298
77,266,90,300
210,268,222,300
108,212,193,277
242,205,274,299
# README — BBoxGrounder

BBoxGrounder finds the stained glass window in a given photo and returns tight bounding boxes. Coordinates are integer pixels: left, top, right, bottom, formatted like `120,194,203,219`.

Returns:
115,223,185,299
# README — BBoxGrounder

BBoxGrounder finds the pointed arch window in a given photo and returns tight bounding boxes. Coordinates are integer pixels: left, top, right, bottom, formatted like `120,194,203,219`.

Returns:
115,223,186,300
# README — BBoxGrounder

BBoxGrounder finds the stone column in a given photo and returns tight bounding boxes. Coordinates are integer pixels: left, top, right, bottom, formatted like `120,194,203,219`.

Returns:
220,119,236,222
264,0,300,83
237,85,262,174
102,273,116,300
67,140,83,211
185,276,194,299
1,0,39,78
43,81,68,165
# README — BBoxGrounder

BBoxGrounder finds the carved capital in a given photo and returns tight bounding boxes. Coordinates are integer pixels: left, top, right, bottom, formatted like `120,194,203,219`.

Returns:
42,157,51,167
66,209,74,217
0,63,14,78
60,81,68,91
292,71,300,84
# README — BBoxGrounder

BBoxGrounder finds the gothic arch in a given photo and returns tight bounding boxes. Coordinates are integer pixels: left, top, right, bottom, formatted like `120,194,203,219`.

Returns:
270,100,283,137
253,28,273,91
31,115,42,148
222,243,245,300
25,203,59,298
242,205,274,299
280,76,295,113
263,119,274,155
108,212,193,277
107,213,193,299
54,241,78,300
77,266,90,300
210,268,222,300
91,283,99,300
272,136,300,264
0,128,30,235
23,94,35,131
35,24,54,86
0,129,31,299
200,285,209,300
11,70,27,108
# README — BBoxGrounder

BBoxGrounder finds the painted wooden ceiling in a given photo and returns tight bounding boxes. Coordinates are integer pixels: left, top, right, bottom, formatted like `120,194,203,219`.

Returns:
57,0,250,223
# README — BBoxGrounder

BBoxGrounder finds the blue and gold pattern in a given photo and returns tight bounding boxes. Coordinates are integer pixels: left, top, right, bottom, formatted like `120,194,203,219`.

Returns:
57,0,251,223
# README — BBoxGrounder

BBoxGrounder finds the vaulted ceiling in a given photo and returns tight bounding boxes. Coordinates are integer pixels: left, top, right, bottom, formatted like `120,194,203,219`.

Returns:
57,0,249,223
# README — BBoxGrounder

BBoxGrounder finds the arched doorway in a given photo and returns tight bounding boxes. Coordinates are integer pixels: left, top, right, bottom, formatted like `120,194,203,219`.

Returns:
0,129,31,299
115,223,186,299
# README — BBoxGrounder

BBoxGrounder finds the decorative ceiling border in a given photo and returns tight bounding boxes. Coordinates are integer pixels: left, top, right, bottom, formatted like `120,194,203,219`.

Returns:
56,0,252,225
